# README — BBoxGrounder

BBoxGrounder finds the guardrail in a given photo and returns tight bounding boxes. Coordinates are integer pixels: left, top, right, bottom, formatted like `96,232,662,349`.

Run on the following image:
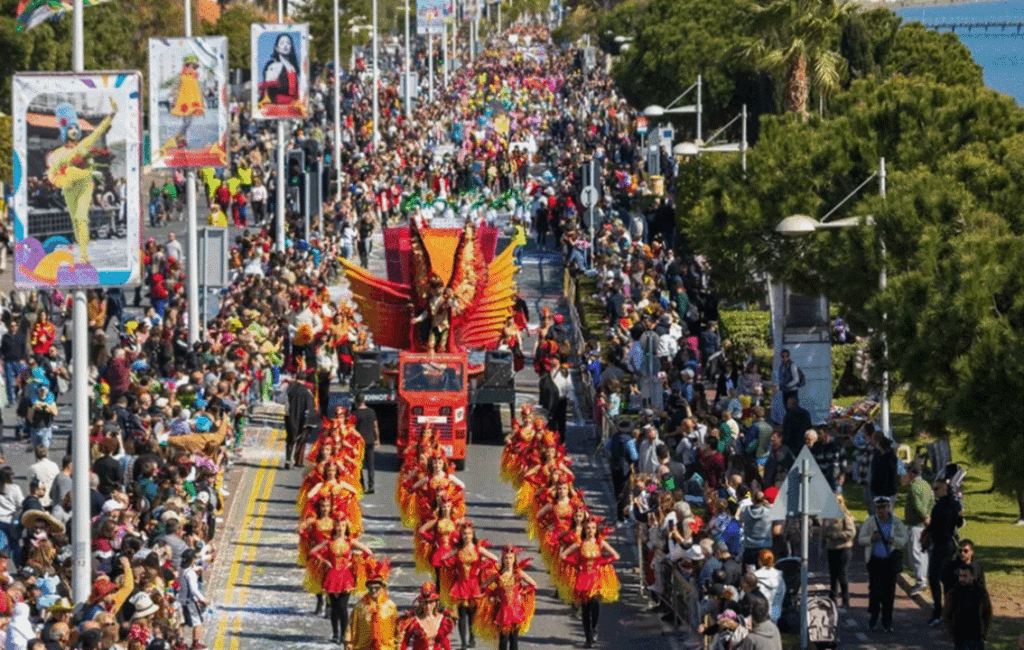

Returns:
565,268,699,640
563,269,596,426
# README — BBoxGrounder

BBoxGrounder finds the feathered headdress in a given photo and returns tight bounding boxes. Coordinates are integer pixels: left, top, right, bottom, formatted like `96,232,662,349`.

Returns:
365,556,392,585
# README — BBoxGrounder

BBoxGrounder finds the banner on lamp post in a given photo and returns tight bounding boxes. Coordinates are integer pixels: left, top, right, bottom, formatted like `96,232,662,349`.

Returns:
417,0,452,34
251,23,310,120
148,37,229,169
11,72,143,288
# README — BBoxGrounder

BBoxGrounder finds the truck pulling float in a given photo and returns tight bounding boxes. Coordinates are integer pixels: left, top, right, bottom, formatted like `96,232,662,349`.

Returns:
340,220,518,469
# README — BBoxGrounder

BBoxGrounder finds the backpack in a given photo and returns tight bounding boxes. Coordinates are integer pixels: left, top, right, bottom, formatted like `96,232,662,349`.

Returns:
797,366,806,387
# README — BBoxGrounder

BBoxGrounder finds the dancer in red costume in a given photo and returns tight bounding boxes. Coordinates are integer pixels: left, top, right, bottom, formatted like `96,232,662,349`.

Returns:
475,546,537,650
560,520,620,648
440,521,498,650
417,497,462,587
305,462,362,534
309,519,375,644
546,507,591,606
399,583,456,650
411,455,467,527
500,407,539,485
299,499,336,615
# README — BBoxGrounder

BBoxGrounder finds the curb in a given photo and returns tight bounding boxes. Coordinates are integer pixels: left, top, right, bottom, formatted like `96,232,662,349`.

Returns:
897,571,932,610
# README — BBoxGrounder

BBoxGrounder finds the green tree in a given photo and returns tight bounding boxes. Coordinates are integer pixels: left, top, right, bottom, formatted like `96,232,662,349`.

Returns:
297,0,371,67
839,7,899,82
612,0,764,141
737,0,853,119
210,3,265,71
878,204,1024,499
881,21,982,87
681,76,1024,307
0,115,11,183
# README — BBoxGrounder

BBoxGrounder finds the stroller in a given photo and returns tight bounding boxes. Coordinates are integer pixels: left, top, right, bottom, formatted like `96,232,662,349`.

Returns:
807,596,840,649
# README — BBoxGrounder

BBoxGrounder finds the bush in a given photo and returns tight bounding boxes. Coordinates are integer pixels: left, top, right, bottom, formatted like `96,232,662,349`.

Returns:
575,274,606,343
833,339,867,397
719,310,772,368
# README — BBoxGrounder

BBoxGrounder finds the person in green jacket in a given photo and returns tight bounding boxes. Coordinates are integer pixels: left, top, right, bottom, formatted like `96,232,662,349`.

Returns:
903,461,934,594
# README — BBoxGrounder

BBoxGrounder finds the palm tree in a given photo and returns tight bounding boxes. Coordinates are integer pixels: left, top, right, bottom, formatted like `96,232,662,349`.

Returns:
738,0,852,120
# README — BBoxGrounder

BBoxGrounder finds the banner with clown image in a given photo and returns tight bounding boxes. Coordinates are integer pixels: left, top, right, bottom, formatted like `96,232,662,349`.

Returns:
11,72,142,288
148,37,229,168
251,23,310,120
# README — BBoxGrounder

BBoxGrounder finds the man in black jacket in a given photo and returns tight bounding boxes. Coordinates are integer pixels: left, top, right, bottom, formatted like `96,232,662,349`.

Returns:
602,419,638,523
927,479,965,626
869,433,899,514
284,374,317,469
943,539,986,593
941,564,991,650
781,396,812,453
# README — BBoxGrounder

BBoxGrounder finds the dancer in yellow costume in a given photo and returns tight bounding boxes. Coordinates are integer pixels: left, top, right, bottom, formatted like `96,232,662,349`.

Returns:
163,53,205,150
45,98,118,265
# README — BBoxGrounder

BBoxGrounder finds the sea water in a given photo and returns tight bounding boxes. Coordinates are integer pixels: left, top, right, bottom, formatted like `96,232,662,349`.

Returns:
896,0,1024,104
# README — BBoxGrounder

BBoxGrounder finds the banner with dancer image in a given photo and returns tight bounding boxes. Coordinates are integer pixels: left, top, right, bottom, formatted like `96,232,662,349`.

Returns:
417,0,452,34
11,72,143,288
148,37,229,169
251,23,310,120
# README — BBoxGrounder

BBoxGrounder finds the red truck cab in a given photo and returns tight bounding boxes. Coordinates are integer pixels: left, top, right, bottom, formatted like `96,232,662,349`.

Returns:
396,351,469,469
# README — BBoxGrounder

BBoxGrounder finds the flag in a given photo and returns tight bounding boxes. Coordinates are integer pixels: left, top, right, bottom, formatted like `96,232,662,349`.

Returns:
16,0,112,32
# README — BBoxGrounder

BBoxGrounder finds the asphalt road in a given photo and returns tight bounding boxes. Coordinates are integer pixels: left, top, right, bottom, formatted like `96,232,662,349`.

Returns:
200,231,682,650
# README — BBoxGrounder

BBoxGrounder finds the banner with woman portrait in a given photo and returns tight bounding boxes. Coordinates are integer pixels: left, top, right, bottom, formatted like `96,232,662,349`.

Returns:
251,23,310,120
10,72,143,288
148,37,229,169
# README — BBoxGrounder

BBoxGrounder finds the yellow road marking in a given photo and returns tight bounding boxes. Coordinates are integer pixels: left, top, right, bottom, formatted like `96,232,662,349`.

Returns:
229,456,279,650
213,430,283,650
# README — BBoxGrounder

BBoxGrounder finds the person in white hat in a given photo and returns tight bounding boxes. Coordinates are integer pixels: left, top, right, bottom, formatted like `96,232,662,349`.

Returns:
129,591,161,636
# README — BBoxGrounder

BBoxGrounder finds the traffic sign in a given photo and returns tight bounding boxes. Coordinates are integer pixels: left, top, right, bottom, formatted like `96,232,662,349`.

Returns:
767,446,843,520
579,186,599,209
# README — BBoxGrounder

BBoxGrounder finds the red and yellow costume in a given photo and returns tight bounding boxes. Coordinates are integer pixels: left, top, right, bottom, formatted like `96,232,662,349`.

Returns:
563,536,620,604
474,560,536,639
439,528,497,610
312,536,367,594
415,513,460,576
347,559,399,650
398,584,456,650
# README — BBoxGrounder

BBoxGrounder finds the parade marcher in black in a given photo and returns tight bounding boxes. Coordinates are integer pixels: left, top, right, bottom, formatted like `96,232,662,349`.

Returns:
285,373,318,469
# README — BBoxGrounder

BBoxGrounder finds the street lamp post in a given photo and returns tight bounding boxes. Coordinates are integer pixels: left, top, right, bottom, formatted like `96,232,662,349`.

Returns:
404,0,411,118
775,157,890,438
672,104,748,172
333,0,342,204
372,0,379,152
643,75,702,144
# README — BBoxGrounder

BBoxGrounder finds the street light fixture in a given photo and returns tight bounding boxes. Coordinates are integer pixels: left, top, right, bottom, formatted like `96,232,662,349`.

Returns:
776,157,888,650
642,75,702,142
775,157,889,439
672,104,748,172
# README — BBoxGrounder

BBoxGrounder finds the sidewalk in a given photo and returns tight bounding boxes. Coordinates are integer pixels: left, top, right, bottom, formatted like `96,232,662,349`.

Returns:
553,270,947,650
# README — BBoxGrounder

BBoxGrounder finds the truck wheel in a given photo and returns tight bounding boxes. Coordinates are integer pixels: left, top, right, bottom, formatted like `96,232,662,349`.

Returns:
454,458,465,471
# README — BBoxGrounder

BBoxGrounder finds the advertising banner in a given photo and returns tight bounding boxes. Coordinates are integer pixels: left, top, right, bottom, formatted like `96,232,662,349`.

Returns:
11,72,142,288
251,23,310,120
148,37,229,169
417,0,452,34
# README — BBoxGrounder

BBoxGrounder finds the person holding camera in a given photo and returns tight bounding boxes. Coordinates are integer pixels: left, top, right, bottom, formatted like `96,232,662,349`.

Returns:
857,496,908,632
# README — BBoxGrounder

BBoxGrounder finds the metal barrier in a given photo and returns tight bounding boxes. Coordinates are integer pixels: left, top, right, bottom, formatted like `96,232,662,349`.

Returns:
566,265,699,639
563,269,596,424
